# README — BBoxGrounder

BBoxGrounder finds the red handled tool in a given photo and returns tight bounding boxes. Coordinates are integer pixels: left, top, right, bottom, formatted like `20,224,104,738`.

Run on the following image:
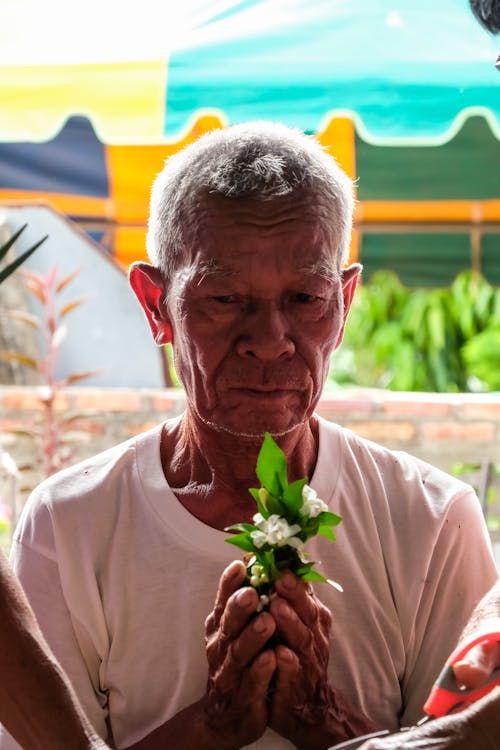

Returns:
422,629,500,719
331,630,500,748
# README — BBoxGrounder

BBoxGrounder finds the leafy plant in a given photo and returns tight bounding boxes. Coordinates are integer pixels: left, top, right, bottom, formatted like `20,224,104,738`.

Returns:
225,433,342,611
0,224,47,551
332,269,500,393
164,344,181,388
461,328,500,391
451,461,500,532
0,266,99,476
0,224,47,285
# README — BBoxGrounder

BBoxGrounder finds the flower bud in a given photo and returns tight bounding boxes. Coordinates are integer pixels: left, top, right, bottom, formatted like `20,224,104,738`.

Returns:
258,488,270,510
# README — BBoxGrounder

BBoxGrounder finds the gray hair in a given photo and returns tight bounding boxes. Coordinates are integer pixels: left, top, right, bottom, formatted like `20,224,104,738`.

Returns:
146,121,355,278
469,0,500,33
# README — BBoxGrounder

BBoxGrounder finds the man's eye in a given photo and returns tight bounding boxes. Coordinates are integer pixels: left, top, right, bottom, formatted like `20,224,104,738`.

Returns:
293,292,317,304
212,295,237,305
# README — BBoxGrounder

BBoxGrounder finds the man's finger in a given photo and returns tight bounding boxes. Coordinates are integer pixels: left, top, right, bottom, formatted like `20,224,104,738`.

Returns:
213,617,278,698
205,560,247,634
247,648,277,699
453,640,500,688
228,611,276,669
270,596,315,654
274,571,319,629
274,645,300,695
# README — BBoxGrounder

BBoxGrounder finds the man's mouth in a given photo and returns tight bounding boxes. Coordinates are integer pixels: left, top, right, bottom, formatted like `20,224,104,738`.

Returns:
229,386,298,398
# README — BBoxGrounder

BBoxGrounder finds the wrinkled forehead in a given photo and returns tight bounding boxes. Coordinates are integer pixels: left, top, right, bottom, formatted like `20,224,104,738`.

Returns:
186,189,339,244
168,190,343,287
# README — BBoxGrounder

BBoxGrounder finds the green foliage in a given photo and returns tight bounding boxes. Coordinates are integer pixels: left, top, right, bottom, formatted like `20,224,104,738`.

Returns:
450,462,500,532
461,328,500,391
0,512,11,556
225,433,342,605
332,269,500,392
0,224,47,285
164,343,181,388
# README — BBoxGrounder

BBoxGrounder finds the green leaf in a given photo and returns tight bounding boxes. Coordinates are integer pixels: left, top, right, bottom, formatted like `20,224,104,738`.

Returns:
295,562,315,574
0,229,48,285
249,487,270,518
224,523,256,534
0,224,28,263
301,569,328,583
224,533,255,552
256,432,288,496
318,511,342,526
283,477,307,514
264,493,286,517
318,525,337,542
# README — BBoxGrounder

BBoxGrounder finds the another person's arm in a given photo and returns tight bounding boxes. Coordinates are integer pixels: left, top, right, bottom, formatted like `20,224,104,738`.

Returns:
0,553,109,750
359,580,500,750
359,688,500,749
452,579,500,688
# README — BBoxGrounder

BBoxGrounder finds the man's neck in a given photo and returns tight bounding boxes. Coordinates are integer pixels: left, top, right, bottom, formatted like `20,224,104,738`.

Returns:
159,411,320,530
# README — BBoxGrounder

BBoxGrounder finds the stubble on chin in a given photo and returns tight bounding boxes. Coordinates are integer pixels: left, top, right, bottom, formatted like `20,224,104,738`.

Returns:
190,400,312,440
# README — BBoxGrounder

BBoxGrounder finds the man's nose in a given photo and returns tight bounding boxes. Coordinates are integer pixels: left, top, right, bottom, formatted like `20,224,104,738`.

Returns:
235,303,295,361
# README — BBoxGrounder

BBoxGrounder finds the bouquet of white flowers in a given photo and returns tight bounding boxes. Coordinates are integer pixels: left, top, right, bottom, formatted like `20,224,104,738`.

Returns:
225,432,343,611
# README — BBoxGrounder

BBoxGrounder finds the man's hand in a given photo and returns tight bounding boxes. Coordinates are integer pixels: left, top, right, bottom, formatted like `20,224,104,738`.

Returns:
202,560,277,749
267,571,379,749
453,640,500,689
358,688,500,750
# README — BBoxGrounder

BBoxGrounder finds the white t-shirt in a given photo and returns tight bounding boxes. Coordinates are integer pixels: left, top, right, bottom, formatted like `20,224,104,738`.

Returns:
0,417,497,749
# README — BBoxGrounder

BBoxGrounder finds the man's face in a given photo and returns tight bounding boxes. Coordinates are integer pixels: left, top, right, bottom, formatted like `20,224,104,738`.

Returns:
164,191,359,438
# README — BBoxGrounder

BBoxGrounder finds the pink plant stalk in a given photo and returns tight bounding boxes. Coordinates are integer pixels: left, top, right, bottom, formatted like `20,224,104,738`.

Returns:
1,267,97,477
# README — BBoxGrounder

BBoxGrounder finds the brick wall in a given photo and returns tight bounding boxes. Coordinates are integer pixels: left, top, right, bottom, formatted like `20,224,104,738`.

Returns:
1,385,499,492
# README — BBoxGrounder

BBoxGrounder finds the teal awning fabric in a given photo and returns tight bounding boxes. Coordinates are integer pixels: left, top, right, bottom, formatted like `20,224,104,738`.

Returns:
164,0,500,142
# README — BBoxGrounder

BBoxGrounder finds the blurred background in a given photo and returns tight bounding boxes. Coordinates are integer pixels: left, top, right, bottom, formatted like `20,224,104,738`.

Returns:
1,0,499,394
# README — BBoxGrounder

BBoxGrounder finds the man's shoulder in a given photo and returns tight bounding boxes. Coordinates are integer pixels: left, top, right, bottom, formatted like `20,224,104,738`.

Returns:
27,421,165,511
12,422,168,561
317,416,473,505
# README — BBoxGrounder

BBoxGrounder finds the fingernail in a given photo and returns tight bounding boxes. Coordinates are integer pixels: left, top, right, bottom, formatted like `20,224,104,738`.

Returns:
277,600,289,618
228,561,244,579
253,616,267,633
236,588,252,607
281,573,296,590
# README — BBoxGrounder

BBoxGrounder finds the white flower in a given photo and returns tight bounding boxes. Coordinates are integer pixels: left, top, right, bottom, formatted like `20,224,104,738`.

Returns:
256,594,270,612
249,563,269,585
251,513,303,549
300,485,329,519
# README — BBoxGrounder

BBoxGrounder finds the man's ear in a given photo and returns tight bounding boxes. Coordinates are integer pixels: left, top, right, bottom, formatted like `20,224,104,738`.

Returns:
129,262,173,346
335,262,362,349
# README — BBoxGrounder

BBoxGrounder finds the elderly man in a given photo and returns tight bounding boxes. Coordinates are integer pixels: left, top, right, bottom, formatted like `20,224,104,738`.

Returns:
0,552,109,750
0,122,496,750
